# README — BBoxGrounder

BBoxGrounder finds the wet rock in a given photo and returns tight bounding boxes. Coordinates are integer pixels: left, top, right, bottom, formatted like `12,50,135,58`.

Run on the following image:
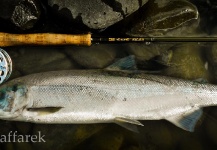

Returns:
206,43,217,82
14,143,32,150
5,143,14,150
15,122,33,135
139,121,175,150
177,137,203,150
32,124,105,150
190,0,217,34
0,120,16,136
162,43,211,80
156,49,173,66
124,146,140,150
126,0,199,36
0,0,41,30
9,70,23,80
48,0,149,30
64,45,117,69
126,43,174,66
89,126,124,150
9,47,78,76
0,121,16,149
204,107,217,145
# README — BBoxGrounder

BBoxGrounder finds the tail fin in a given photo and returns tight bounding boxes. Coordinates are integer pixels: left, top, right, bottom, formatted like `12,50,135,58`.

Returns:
166,108,203,132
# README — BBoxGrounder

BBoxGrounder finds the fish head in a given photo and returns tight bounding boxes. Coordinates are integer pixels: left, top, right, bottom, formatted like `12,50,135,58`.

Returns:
0,83,27,119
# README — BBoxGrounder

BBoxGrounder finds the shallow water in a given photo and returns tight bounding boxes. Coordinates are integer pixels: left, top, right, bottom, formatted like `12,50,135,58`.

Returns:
1,0,217,150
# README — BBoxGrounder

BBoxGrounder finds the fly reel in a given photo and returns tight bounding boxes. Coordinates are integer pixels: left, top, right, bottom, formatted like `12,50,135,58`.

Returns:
0,48,12,84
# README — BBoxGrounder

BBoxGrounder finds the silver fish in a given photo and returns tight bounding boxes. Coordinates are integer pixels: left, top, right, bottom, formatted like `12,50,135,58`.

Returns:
0,56,215,132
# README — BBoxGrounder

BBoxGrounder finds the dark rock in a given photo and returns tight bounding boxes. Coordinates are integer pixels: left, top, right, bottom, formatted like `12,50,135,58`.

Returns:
177,136,203,150
126,0,199,36
126,43,174,67
162,43,211,80
48,0,149,30
89,127,124,150
139,120,175,150
64,45,118,69
204,107,217,145
32,124,105,150
0,0,41,30
7,47,79,76
5,143,15,150
14,143,33,150
190,0,217,34
15,122,33,135
205,43,217,82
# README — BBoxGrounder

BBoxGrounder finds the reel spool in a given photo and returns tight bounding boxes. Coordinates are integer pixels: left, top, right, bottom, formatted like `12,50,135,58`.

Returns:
0,48,12,84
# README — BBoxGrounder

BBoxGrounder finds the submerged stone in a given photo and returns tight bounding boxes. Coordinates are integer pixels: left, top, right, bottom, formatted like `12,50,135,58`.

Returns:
126,43,174,66
177,136,203,150
7,47,79,76
0,0,41,30
204,107,217,145
15,122,32,135
14,143,32,150
32,124,105,150
162,43,211,80
206,43,217,83
64,45,117,69
126,0,199,36
89,127,124,150
139,120,175,150
48,0,149,30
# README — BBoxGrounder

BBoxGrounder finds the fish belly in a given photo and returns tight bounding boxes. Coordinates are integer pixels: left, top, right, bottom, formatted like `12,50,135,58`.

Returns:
17,72,217,124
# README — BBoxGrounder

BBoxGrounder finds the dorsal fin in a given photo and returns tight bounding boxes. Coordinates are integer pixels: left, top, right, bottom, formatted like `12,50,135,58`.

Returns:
106,55,137,71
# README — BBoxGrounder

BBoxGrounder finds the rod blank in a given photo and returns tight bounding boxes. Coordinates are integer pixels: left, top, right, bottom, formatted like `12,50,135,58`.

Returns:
0,32,217,47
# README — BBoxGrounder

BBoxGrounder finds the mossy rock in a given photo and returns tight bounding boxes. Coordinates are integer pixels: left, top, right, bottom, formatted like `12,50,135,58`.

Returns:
163,43,211,80
32,124,105,150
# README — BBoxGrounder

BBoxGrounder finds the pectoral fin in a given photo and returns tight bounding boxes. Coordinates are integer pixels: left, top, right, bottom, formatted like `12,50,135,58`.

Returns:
27,107,63,115
114,117,143,133
166,108,203,132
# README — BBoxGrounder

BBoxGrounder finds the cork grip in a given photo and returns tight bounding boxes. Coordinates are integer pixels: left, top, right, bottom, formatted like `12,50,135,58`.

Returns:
0,33,92,47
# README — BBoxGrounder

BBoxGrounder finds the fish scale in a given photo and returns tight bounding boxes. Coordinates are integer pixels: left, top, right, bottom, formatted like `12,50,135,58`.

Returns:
0,69,217,132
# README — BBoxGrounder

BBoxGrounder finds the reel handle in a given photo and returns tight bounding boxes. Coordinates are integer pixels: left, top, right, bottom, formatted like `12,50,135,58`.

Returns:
0,33,92,47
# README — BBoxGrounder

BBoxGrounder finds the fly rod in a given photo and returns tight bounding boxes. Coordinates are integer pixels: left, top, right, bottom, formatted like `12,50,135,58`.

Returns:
0,32,217,47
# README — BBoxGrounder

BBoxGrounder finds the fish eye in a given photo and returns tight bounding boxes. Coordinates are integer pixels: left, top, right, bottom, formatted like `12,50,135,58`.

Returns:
0,90,8,110
12,84,18,92
0,90,6,100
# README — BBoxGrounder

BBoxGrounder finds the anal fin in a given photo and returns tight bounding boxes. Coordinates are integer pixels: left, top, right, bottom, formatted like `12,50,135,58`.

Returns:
114,117,143,133
166,108,203,132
